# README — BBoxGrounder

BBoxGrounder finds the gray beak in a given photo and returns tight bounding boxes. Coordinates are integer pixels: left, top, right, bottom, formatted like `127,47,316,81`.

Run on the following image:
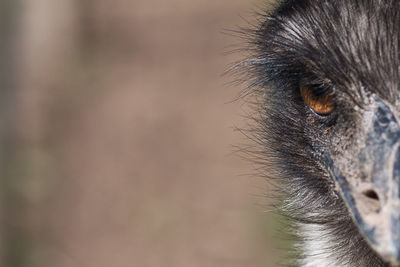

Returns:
324,100,400,265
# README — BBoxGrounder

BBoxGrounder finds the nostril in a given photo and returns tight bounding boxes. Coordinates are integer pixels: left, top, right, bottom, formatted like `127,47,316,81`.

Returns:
363,189,379,201
357,189,381,213
361,189,381,213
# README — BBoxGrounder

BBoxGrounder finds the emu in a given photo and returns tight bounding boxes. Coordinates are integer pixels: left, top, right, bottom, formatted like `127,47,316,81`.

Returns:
243,0,400,266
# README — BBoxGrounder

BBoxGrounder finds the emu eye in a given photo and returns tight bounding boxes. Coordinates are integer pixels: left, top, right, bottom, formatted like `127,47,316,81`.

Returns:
300,84,335,116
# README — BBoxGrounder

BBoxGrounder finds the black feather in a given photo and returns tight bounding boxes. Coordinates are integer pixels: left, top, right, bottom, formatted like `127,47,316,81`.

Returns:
237,0,400,266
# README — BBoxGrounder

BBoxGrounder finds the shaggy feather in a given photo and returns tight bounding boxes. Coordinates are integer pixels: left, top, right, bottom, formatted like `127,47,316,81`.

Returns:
238,0,400,266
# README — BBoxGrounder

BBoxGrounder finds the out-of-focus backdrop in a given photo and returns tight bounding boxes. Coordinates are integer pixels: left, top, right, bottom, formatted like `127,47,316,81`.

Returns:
1,0,281,266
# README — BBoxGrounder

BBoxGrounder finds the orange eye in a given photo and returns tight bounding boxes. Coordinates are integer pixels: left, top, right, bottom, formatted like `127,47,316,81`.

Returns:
300,84,335,116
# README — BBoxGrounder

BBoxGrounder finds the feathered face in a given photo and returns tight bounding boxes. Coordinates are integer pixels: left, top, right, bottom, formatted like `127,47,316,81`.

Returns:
251,0,400,265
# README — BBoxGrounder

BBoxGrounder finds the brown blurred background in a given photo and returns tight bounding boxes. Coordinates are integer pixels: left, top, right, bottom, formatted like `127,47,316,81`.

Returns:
1,0,281,266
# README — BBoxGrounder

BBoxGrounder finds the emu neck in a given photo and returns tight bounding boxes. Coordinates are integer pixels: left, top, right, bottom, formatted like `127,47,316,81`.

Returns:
299,223,344,267
298,222,388,267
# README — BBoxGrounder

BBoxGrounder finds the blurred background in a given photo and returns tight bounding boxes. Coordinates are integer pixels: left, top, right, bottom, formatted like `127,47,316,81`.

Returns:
0,0,282,266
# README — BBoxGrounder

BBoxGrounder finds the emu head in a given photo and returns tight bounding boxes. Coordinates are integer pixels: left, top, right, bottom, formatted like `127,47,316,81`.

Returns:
248,0,400,265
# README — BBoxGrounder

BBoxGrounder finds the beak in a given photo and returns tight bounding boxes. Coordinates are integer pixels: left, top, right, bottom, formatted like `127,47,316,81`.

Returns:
324,100,400,265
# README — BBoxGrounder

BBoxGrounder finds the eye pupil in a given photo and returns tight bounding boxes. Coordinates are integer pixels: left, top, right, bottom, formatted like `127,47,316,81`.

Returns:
300,84,335,116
